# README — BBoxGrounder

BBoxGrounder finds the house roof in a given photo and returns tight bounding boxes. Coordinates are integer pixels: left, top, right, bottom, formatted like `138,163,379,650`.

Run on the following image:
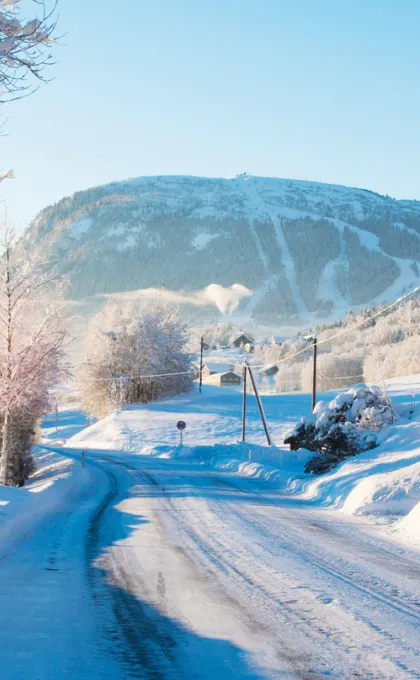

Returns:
259,363,279,375
204,362,235,374
205,371,241,383
233,333,254,342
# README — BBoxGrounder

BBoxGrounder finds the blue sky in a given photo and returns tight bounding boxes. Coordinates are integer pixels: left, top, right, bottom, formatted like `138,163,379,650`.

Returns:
1,0,420,231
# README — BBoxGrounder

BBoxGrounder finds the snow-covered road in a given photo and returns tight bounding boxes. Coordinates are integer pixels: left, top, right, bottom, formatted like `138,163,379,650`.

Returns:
1,385,420,679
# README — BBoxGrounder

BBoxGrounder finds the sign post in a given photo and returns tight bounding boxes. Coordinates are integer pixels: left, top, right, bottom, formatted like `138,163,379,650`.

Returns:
176,420,186,445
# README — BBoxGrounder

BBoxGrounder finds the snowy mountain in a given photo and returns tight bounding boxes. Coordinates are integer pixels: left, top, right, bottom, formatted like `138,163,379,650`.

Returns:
25,174,420,323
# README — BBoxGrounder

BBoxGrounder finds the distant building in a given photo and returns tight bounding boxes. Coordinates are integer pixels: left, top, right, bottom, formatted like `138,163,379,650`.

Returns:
269,335,286,347
259,364,279,377
205,371,241,386
233,333,254,348
201,361,235,377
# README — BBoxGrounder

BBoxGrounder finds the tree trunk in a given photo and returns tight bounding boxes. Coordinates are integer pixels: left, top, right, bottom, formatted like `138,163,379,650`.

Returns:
0,409,11,486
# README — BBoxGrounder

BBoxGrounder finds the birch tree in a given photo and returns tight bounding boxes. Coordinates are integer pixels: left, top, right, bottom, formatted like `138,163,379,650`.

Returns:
0,229,67,486
0,0,58,103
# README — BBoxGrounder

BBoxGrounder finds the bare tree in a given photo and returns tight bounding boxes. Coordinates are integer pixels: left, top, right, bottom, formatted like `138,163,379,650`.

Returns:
0,0,58,103
0,228,67,486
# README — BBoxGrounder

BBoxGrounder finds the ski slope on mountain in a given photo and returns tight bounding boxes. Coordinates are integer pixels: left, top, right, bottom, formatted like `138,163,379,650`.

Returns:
0,378,419,679
24,175,420,326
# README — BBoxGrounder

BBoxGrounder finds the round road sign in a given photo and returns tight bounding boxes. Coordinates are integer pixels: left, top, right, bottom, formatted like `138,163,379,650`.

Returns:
176,420,186,431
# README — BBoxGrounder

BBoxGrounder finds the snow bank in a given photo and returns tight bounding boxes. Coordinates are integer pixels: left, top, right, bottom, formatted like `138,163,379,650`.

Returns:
394,502,420,545
212,444,311,483
137,441,311,484
294,414,420,521
0,406,90,550
0,448,77,548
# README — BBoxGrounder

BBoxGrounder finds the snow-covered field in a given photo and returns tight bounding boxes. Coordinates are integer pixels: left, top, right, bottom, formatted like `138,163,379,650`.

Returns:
0,377,419,679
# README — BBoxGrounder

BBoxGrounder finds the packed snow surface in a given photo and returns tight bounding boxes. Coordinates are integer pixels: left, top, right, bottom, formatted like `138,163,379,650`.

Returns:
0,377,419,678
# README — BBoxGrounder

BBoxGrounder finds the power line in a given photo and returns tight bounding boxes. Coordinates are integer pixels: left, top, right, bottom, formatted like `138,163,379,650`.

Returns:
253,284,420,372
80,369,197,383
77,283,419,385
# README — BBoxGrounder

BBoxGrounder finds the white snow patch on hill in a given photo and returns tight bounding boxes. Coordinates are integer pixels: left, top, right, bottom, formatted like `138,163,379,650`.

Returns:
66,216,92,240
192,231,218,250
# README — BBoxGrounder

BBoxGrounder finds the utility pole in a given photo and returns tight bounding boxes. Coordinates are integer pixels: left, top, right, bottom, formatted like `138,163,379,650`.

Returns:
312,337,317,412
242,363,247,442
199,336,204,394
247,363,272,446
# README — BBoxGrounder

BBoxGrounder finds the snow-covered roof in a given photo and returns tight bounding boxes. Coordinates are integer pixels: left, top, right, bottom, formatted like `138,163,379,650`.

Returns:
205,371,241,384
270,335,287,344
233,333,254,344
259,363,279,374
204,362,235,374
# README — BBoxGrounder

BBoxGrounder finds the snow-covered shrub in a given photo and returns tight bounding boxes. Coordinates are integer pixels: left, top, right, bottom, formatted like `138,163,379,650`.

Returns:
284,387,394,474
301,354,364,392
274,361,305,392
364,335,420,383
78,299,193,417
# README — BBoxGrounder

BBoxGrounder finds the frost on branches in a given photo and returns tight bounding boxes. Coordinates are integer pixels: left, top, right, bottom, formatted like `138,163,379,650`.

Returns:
284,387,395,474
0,230,67,486
0,0,57,102
78,299,193,418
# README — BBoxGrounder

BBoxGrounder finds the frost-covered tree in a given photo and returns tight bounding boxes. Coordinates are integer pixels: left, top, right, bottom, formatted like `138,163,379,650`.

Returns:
274,362,304,392
78,299,193,418
0,0,58,103
301,354,364,392
0,229,67,486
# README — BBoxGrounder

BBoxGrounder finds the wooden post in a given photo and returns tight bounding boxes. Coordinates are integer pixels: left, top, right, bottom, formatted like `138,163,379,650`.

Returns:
242,363,247,442
312,337,317,412
247,363,272,446
199,336,204,394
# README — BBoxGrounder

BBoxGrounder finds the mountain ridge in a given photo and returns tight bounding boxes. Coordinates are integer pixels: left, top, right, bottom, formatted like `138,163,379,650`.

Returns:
24,174,420,324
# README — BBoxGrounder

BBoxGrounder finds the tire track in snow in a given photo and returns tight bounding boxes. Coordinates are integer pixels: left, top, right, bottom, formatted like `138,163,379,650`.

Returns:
138,468,390,679
84,460,177,679
204,476,420,677
140,466,419,680
125,465,322,680
209,475,420,620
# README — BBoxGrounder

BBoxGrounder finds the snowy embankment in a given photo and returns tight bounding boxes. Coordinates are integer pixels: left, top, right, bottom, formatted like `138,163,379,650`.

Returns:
1,377,418,549
66,376,420,547
0,409,89,549
292,376,420,545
